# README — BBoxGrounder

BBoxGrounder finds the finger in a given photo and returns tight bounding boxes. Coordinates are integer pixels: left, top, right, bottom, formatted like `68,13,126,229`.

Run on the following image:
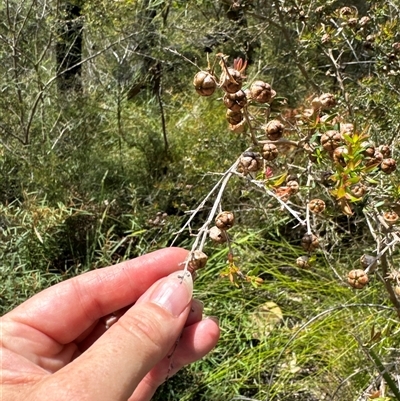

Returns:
76,298,204,354
5,248,189,344
186,298,204,327
36,271,194,401
129,317,220,401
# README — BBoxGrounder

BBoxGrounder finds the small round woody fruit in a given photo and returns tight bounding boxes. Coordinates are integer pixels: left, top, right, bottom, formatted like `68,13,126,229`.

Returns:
380,158,397,174
249,80,276,103
365,151,383,167
296,255,310,268
226,109,243,125
223,90,247,112
264,119,284,140
239,151,262,174
350,183,367,198
362,142,375,158
262,143,279,161
378,145,391,158
193,71,216,96
215,211,235,230
308,199,326,214
340,123,354,135
383,211,399,226
301,233,319,252
319,93,336,110
347,269,369,289
209,226,228,244
220,68,243,94
187,250,208,274
321,130,343,152
229,120,247,133
287,180,300,194
332,146,348,166
360,254,377,271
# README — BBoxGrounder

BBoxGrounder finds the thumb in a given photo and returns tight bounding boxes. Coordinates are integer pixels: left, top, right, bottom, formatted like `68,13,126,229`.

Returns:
50,271,193,401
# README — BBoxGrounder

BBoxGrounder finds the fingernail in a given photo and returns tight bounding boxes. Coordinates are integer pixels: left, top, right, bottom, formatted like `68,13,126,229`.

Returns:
149,271,193,317
207,316,219,325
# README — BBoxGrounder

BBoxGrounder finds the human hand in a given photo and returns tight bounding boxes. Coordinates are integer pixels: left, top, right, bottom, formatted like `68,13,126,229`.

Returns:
0,247,220,401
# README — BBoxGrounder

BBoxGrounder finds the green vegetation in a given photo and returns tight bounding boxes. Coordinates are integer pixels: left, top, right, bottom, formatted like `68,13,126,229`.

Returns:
1,0,400,399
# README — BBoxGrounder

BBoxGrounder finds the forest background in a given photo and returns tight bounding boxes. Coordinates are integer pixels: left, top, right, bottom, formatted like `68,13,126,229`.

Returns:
1,0,400,400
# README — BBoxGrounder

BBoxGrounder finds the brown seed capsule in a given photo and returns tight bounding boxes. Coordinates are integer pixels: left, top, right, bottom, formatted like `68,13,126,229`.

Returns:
393,42,400,54
239,151,262,174
380,158,397,174
209,226,228,244
287,180,300,194
360,254,377,271
262,143,279,161
350,183,367,198
347,269,369,289
366,151,383,167
332,146,348,166
358,16,370,26
301,233,319,252
362,142,376,158
229,120,247,133
340,123,354,135
220,68,243,94
187,250,208,274
378,145,391,158
193,71,217,96
226,109,243,125
321,130,343,152
321,33,330,44
383,211,399,226
264,119,285,141
249,80,276,103
296,255,310,268
308,199,326,214
215,211,235,230
339,6,354,16
319,93,336,110
223,90,247,112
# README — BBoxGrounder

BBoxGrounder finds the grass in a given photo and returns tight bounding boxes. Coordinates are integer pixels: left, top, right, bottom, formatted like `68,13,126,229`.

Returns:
155,230,400,401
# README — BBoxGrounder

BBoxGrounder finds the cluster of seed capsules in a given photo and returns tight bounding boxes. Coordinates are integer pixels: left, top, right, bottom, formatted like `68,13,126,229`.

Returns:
193,57,399,290
186,211,235,276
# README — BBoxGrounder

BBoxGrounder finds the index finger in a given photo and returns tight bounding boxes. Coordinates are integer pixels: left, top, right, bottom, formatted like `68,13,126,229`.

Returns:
5,247,189,344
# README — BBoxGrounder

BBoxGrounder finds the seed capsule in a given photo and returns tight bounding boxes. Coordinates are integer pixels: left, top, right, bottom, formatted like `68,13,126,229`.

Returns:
319,93,336,110
360,254,377,270
296,255,310,268
239,151,262,174
223,90,247,112
226,109,243,125
215,211,235,230
380,158,397,174
301,233,319,252
262,143,279,161
321,130,343,152
308,199,326,214
383,211,399,226
347,269,369,289
220,68,243,94
187,250,208,274
193,71,217,96
287,180,300,194
209,226,228,244
264,119,285,141
249,80,276,103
